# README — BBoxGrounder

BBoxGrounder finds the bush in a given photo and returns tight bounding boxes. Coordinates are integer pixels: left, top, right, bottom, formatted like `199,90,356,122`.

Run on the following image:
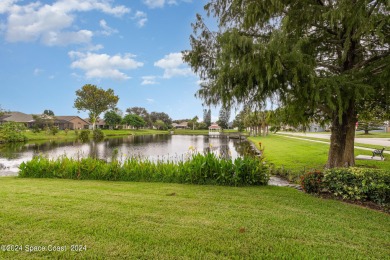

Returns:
0,122,28,143
323,168,390,207
79,129,90,142
32,125,41,133
93,128,104,141
50,126,59,135
64,128,69,135
300,171,323,194
19,153,270,186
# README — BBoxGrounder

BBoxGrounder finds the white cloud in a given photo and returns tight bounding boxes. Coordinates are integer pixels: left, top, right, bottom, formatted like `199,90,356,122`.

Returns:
133,11,147,27
154,52,192,78
141,76,158,85
146,98,155,103
143,0,165,8
42,30,93,46
33,68,43,76
69,51,144,80
143,0,192,8
99,19,118,36
1,0,130,46
84,44,104,52
0,0,17,14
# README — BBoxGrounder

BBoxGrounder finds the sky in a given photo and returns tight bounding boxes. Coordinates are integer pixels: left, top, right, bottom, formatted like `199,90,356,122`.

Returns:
0,0,227,122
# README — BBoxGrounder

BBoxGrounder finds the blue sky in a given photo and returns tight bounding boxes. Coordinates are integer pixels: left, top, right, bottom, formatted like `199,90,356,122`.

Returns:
0,0,226,121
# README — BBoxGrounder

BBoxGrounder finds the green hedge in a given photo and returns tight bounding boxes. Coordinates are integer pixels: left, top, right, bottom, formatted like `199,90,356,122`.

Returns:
300,167,390,209
323,167,390,206
19,153,269,186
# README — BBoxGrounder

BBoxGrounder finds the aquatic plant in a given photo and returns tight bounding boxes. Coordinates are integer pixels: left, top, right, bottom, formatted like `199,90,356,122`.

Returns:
19,152,269,186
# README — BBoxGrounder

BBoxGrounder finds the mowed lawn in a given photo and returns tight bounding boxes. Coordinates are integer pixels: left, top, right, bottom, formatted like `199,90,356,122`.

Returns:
0,178,389,259
249,134,390,172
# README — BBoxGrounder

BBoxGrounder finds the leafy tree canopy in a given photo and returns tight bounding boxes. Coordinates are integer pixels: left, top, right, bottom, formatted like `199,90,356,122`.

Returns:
74,84,119,130
183,0,390,168
43,110,54,116
126,107,152,126
150,112,172,126
122,114,146,130
154,120,167,130
104,110,122,128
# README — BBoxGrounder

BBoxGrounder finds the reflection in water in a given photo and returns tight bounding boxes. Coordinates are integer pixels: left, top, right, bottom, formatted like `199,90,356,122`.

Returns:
0,135,256,176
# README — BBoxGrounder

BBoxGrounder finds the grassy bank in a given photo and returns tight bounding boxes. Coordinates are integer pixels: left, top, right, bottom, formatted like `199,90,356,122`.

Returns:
0,178,389,259
355,132,390,138
173,129,209,135
24,129,168,141
173,129,242,135
248,135,390,180
276,133,389,150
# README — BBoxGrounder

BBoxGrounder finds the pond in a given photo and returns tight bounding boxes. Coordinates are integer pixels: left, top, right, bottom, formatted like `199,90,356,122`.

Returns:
0,134,256,176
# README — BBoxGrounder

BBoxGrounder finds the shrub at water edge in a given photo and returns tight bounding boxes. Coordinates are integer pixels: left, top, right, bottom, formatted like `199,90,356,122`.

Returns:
93,128,105,141
19,153,269,186
0,122,28,143
79,129,90,142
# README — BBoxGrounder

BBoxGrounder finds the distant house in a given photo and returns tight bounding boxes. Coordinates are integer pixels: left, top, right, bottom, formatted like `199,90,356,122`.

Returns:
84,118,107,129
56,116,90,130
0,112,90,130
0,112,35,127
209,123,221,136
174,122,189,129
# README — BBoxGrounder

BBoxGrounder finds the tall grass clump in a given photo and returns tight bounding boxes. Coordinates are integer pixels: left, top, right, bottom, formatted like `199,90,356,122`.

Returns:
19,153,269,186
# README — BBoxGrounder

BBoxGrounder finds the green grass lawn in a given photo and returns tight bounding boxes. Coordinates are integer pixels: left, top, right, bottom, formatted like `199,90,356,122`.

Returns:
173,129,241,135
0,178,389,259
24,129,168,141
249,135,390,173
306,131,390,138
277,133,389,150
173,129,210,135
355,132,390,138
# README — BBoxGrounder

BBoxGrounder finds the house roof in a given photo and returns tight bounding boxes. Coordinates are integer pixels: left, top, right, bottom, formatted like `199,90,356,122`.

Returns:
209,123,221,129
0,112,34,123
178,122,188,127
56,116,77,121
57,116,90,125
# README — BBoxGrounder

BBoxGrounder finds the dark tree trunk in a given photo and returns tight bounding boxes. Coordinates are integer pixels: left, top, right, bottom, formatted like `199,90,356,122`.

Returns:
326,101,357,168
364,129,369,134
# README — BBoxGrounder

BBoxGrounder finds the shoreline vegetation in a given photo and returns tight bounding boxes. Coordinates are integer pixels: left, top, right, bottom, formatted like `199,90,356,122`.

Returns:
19,152,269,186
25,129,169,141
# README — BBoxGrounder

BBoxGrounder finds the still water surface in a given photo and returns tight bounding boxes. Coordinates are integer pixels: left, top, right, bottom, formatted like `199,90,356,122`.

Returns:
0,135,253,176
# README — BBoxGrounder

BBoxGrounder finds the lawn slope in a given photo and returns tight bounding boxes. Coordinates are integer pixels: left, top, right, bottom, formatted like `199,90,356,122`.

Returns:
249,134,390,172
0,178,389,259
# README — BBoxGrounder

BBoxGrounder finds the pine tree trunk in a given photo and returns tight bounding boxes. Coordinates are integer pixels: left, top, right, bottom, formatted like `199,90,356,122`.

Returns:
326,102,357,168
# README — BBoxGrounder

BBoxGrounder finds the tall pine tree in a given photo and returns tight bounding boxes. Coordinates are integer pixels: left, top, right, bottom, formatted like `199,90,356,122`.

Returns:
184,0,389,168
203,108,211,127
218,107,230,129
